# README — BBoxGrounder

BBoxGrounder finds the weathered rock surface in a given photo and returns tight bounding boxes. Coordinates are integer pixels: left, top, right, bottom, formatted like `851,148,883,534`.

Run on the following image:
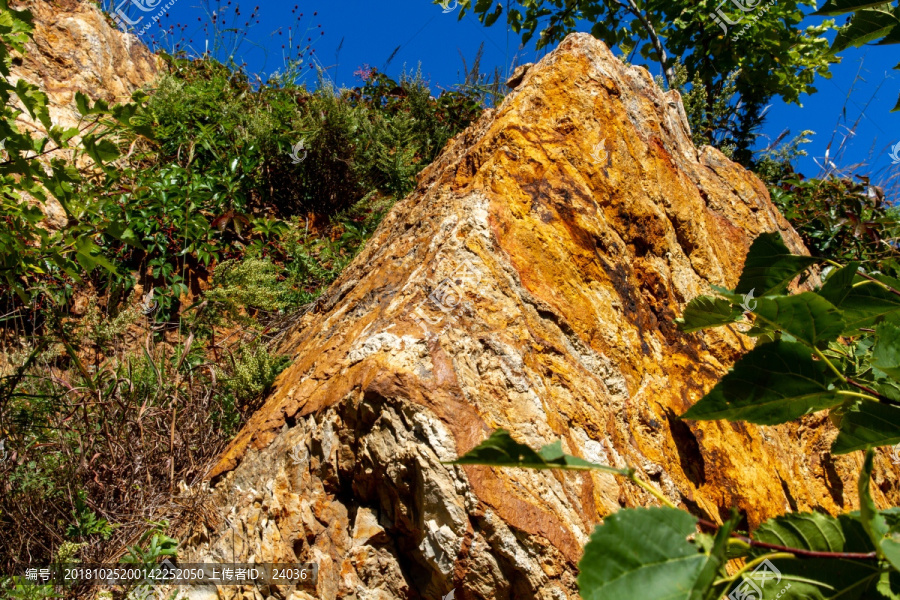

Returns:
184,33,900,600
8,0,161,228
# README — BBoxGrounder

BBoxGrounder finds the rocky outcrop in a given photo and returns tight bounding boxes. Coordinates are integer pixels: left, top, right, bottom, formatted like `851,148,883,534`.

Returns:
10,0,160,131
182,33,900,600
8,0,161,227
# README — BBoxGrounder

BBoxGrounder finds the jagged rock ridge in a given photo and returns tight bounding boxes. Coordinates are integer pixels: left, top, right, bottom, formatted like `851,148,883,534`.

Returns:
178,33,899,600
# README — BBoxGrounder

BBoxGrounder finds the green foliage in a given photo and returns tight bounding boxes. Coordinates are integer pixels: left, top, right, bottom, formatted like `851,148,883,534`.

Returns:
458,0,838,163
660,61,743,158
202,258,291,325
225,344,290,402
768,176,900,274
680,339,841,423
450,429,628,474
814,0,900,110
122,522,178,566
65,491,115,540
0,4,136,306
579,507,734,600
753,129,816,185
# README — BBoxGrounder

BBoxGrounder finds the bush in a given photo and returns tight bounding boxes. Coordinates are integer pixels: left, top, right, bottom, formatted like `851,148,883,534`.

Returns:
769,175,900,274
0,4,489,575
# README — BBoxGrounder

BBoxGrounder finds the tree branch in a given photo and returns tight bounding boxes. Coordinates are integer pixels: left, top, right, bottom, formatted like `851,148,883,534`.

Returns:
616,0,675,88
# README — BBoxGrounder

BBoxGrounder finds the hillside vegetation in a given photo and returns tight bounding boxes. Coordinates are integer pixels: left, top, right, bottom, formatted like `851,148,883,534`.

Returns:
1,1,899,598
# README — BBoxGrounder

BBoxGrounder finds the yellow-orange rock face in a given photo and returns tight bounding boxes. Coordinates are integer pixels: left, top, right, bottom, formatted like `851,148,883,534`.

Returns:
189,33,899,600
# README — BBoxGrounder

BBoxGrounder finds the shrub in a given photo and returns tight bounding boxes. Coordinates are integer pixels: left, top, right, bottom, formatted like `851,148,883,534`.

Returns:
769,175,900,274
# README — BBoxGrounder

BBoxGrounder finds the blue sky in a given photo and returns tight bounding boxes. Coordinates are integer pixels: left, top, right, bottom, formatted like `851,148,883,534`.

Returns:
111,0,900,192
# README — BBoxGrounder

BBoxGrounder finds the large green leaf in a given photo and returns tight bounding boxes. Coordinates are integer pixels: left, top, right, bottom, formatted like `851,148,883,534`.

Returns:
735,233,818,297
742,512,886,599
883,539,900,573
578,507,716,600
675,295,744,332
874,323,900,382
859,449,889,554
753,512,846,553
822,275,900,333
830,6,900,52
815,0,896,15
681,340,840,425
82,134,120,167
752,293,845,347
105,221,145,251
450,429,629,475
817,262,860,307
832,399,900,454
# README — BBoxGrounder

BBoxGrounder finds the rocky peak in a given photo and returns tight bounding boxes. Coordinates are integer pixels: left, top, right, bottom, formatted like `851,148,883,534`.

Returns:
178,32,897,600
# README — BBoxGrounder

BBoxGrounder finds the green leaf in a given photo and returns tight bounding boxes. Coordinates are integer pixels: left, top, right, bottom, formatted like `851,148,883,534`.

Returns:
742,512,885,599
817,262,860,307
696,511,739,600
74,236,118,275
751,293,845,347
82,134,120,166
859,449,888,549
15,78,50,129
819,271,900,332
675,295,744,332
450,429,629,475
883,539,900,572
753,512,846,552
105,221,145,251
75,91,90,117
840,281,900,332
832,399,900,454
681,340,840,425
815,0,895,15
735,233,818,297
831,7,900,52
578,507,714,600
873,323,900,381
484,3,503,26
